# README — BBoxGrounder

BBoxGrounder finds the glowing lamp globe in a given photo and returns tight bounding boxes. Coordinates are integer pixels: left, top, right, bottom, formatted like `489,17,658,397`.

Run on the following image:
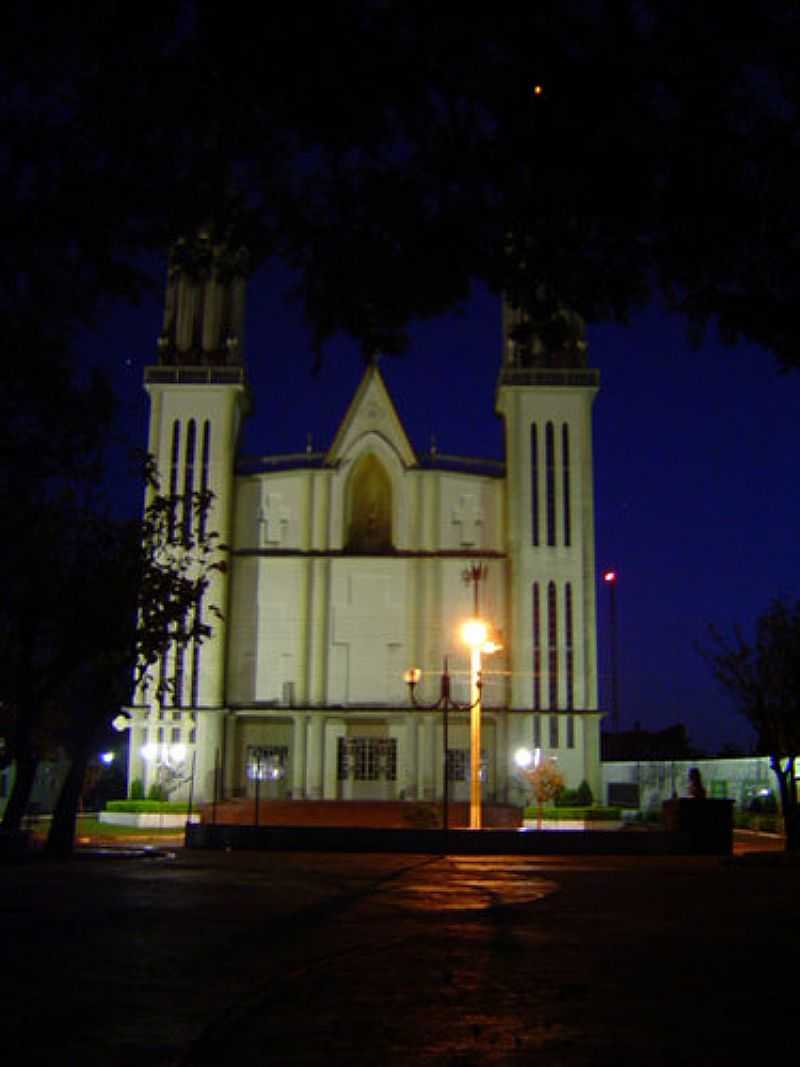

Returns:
461,619,488,649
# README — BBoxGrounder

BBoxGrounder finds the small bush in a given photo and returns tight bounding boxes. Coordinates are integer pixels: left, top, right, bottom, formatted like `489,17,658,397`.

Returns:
403,803,441,829
147,782,166,801
555,787,579,807
575,779,594,806
130,779,144,800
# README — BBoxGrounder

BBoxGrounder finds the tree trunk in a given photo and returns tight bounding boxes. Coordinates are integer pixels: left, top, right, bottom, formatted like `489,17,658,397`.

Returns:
1,749,39,834
45,748,90,859
771,756,799,851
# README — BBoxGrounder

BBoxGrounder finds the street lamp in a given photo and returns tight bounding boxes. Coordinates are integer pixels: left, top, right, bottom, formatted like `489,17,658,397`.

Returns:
603,570,620,731
462,619,503,829
404,658,483,841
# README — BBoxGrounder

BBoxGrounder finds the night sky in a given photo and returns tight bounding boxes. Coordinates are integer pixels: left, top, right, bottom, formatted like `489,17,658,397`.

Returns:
88,260,800,754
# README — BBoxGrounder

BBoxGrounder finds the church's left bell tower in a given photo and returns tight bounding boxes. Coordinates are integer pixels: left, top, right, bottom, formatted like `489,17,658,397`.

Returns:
130,225,249,802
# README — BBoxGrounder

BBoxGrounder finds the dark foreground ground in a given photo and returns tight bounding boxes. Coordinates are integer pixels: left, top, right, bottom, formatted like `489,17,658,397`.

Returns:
0,832,793,1066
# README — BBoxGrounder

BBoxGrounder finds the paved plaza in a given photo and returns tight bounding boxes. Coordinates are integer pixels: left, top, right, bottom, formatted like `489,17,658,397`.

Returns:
0,834,793,1065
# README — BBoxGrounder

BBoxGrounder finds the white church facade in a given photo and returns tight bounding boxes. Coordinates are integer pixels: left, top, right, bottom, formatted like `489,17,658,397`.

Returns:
127,234,604,809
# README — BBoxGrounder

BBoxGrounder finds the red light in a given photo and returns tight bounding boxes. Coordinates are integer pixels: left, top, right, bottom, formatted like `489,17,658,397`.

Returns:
603,571,617,583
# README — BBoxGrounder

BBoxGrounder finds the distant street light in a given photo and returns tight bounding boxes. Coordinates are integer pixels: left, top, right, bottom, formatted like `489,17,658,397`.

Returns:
603,570,620,731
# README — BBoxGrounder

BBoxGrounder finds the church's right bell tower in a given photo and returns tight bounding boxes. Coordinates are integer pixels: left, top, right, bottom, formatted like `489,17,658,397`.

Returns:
495,302,602,797
128,225,249,802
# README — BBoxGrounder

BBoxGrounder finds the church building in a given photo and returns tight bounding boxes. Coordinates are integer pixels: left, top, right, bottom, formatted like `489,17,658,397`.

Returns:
126,231,604,809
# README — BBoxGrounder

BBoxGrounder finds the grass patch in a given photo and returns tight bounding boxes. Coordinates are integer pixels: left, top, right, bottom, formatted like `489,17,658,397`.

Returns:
75,817,185,838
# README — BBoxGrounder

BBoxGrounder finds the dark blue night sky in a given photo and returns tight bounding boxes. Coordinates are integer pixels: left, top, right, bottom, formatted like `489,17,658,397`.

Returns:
87,261,800,754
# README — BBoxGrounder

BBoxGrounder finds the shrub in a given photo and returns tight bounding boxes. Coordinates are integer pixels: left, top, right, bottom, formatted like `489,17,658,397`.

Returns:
575,779,594,806
147,782,165,801
130,779,145,800
555,787,579,807
403,803,441,829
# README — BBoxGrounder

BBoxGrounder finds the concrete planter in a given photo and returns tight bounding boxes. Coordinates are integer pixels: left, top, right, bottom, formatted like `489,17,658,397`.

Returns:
661,798,734,855
99,811,200,829
523,818,623,831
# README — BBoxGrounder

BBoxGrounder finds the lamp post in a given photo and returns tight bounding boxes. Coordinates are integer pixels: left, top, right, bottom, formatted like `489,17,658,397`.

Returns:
603,570,620,731
462,619,503,829
404,658,483,842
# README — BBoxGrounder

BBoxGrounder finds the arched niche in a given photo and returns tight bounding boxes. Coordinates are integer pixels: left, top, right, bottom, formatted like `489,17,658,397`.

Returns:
344,452,394,553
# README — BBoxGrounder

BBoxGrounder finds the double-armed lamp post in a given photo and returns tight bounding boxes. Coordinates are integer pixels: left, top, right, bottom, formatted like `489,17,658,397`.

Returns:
404,617,501,831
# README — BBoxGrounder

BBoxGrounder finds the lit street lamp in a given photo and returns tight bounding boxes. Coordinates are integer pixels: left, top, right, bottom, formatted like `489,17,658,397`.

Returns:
461,619,502,829
603,570,620,731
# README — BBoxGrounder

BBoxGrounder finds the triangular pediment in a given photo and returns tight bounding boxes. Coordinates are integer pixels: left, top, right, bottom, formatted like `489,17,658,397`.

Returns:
326,365,417,467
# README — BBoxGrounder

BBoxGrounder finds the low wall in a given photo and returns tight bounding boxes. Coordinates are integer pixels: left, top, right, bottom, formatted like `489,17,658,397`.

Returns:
185,823,725,856
99,812,201,829
201,800,522,829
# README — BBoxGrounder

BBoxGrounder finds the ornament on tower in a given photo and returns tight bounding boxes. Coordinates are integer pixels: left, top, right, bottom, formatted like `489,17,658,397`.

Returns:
157,223,249,367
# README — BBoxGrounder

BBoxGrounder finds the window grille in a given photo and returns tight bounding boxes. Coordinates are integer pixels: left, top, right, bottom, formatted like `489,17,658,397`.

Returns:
446,748,488,782
246,745,288,781
337,738,397,781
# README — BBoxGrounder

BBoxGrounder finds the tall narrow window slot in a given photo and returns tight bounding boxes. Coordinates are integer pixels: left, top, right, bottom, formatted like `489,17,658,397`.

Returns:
547,580,558,708
532,582,541,710
173,639,185,707
565,582,574,711
562,423,571,547
168,419,181,542
182,419,196,543
190,593,202,706
199,420,211,540
530,423,539,545
545,422,556,546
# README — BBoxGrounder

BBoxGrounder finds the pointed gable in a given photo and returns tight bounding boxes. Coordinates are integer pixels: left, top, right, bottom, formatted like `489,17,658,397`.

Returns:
326,364,417,467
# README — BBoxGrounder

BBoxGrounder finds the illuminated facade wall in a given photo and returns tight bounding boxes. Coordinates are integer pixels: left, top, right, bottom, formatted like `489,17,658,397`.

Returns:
127,251,603,805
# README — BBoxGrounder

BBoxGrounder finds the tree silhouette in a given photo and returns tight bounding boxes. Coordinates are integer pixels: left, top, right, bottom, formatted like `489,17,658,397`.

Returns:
702,599,800,850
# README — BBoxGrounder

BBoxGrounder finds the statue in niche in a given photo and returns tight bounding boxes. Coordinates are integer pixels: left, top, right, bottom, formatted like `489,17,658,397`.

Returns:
345,454,393,553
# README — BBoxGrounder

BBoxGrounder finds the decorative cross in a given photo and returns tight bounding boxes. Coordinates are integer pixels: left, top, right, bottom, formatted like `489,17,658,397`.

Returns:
259,492,290,546
452,494,483,546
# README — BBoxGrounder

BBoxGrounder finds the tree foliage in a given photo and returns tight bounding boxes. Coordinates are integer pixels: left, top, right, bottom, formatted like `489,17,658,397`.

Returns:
522,759,566,829
2,3,799,366
703,599,800,849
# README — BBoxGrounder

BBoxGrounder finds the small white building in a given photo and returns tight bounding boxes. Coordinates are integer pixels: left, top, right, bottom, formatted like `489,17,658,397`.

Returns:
126,231,605,807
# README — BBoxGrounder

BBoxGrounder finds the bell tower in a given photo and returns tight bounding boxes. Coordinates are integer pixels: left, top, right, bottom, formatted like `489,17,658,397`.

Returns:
495,301,602,797
130,224,249,802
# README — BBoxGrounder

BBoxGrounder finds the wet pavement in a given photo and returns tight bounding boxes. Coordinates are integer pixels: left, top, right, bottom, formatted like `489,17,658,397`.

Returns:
0,834,793,1065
